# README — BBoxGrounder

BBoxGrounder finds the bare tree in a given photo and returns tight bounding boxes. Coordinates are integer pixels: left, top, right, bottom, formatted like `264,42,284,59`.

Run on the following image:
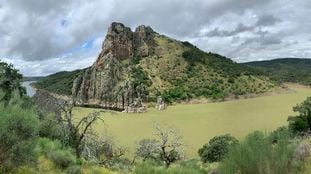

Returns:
154,123,185,167
135,123,185,167
34,90,104,157
82,132,128,168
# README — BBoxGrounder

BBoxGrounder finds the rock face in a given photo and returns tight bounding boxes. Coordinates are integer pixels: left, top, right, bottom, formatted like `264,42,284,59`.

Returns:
156,96,166,110
72,22,156,111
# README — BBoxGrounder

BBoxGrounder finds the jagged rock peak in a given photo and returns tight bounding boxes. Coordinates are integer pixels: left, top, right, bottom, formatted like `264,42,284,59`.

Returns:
135,25,154,33
72,22,157,111
97,22,156,67
109,22,132,34
101,22,134,61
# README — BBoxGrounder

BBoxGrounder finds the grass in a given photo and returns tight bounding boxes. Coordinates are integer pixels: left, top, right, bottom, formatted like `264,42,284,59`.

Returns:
73,84,311,158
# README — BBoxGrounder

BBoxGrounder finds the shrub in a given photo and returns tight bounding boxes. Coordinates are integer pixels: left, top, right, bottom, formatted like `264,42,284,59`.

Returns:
135,139,160,161
219,130,299,174
35,138,77,170
0,104,39,171
50,150,76,169
66,165,81,174
133,160,208,174
198,134,238,162
39,114,68,145
288,97,311,134
269,126,292,144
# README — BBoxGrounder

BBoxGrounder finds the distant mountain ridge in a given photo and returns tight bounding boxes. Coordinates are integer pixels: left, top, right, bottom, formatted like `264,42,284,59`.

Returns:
244,58,311,86
23,76,44,82
35,22,274,110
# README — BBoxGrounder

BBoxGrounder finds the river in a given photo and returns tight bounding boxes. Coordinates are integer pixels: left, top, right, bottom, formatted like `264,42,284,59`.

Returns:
21,81,36,97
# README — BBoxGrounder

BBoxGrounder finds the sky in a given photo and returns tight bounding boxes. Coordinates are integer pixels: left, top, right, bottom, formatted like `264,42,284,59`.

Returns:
1,0,311,76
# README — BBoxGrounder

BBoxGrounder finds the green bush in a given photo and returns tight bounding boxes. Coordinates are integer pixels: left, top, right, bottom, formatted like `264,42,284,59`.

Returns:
133,160,208,174
219,130,299,174
0,104,39,171
288,97,311,134
65,165,81,174
198,134,238,163
39,114,68,145
269,126,292,144
35,138,77,170
50,150,76,169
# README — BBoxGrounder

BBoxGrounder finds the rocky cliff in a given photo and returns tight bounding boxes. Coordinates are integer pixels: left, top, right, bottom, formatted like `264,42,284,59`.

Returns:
66,22,274,111
72,23,156,110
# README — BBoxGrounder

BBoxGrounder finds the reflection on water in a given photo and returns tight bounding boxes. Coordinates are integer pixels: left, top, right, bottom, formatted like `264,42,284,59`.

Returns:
22,81,36,97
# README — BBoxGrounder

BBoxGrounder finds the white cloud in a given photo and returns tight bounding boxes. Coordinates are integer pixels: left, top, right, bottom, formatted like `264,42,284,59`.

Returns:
0,0,310,75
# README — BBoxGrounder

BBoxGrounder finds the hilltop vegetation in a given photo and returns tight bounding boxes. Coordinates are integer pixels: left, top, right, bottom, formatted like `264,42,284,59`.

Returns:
35,24,274,103
244,58,311,86
144,38,273,102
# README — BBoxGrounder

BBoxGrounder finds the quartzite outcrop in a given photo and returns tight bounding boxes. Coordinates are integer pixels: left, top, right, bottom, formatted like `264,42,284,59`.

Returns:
72,22,156,111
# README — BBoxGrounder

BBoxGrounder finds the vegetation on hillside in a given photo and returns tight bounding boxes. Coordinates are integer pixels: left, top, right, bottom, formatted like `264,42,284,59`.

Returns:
35,69,84,95
34,36,274,103
23,76,44,82
1,60,311,173
244,58,311,86
164,43,271,102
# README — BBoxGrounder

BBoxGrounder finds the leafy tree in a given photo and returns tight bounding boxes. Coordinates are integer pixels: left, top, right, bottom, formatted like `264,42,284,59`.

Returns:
0,61,25,105
288,97,311,133
198,134,238,163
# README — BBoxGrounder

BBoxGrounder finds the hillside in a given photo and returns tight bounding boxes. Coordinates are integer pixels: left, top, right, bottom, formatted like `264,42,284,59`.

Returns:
36,22,274,110
23,76,44,82
244,58,311,86
34,69,84,95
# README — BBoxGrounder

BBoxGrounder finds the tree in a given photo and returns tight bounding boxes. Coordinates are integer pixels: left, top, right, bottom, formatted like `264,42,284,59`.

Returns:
82,133,128,168
135,139,159,161
288,97,311,134
34,91,104,157
0,62,25,105
198,134,238,163
135,123,185,167
55,98,103,157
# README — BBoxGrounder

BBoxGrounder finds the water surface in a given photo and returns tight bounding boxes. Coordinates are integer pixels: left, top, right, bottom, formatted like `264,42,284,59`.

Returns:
22,81,36,97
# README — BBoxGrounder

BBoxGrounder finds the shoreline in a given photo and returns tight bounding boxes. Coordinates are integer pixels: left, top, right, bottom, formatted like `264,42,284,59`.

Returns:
31,82,310,111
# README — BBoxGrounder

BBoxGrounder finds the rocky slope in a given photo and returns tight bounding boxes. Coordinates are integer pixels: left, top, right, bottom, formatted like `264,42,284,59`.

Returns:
69,22,273,110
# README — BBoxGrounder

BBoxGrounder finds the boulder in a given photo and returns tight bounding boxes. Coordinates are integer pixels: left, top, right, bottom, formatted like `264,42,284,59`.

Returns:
156,96,166,110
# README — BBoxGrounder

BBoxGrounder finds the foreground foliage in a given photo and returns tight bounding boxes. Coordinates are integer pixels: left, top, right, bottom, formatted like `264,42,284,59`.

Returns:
198,134,238,163
288,97,311,134
0,104,39,171
219,130,300,174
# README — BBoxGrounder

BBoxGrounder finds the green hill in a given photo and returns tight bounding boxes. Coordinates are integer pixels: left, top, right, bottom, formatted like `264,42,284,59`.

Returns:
244,58,311,86
34,69,84,95
35,23,274,106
